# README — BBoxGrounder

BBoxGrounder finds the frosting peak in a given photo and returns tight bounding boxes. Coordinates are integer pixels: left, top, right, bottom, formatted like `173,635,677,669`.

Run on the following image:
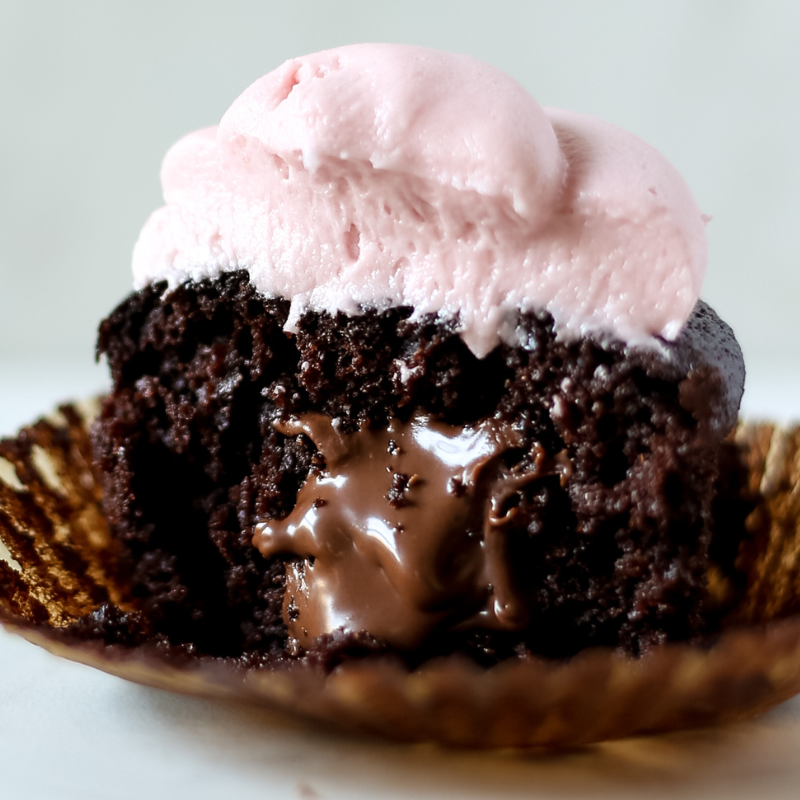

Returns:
220,46,564,219
133,44,707,356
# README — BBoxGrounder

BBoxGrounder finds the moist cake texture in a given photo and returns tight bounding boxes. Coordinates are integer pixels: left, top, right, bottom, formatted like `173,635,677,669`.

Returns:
92,270,744,667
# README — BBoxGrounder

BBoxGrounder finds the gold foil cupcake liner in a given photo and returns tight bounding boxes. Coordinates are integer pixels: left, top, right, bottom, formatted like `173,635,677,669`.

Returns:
2,404,800,748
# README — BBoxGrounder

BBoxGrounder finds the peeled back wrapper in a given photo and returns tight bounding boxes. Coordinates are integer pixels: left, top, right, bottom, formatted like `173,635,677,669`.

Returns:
1,404,800,748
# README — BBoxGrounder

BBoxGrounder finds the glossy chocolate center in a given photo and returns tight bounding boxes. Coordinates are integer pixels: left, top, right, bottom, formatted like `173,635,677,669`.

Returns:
253,414,570,650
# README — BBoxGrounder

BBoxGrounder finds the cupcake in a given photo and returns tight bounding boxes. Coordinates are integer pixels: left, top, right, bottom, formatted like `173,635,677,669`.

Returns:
8,46,785,748
88,44,745,668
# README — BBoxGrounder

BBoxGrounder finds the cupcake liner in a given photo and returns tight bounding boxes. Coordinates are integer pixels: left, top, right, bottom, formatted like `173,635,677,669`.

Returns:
2,403,800,748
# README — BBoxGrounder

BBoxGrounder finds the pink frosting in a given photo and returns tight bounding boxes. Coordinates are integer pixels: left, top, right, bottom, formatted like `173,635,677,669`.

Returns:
133,44,707,356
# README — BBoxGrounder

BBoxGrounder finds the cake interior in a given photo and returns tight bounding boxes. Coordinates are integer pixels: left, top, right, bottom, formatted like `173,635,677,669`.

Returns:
88,271,747,668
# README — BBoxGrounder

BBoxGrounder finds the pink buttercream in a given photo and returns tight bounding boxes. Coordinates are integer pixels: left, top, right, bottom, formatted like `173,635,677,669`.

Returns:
132,44,707,356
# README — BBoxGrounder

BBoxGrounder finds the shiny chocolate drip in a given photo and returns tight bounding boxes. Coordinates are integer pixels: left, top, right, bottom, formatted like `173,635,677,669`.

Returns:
253,414,570,651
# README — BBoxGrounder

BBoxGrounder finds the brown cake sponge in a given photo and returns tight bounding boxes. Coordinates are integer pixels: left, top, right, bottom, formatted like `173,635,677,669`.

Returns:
87,272,744,667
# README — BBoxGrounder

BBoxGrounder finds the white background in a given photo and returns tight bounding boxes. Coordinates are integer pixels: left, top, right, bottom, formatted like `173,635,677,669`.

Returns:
2,2,800,798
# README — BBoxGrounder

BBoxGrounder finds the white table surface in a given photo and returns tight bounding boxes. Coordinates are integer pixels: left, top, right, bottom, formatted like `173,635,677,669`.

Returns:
2,357,800,800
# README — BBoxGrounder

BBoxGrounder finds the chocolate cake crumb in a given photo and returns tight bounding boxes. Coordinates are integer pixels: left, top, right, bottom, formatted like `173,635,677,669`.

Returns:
386,472,414,508
92,270,745,665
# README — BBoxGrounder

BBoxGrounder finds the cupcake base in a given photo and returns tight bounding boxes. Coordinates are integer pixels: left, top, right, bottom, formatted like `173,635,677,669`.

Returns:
90,272,745,664
3,402,800,746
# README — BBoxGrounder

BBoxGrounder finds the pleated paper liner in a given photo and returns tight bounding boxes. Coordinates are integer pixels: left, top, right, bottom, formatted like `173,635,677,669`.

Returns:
2,404,800,748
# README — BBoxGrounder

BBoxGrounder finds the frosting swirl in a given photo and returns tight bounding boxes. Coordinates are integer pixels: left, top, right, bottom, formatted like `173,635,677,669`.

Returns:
133,44,707,356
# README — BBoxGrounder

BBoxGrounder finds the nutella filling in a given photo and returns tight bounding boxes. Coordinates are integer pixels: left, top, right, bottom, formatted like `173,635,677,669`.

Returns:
253,414,571,651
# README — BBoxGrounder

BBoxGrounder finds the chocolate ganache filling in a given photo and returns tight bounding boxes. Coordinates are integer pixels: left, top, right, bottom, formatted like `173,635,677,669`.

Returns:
253,414,571,651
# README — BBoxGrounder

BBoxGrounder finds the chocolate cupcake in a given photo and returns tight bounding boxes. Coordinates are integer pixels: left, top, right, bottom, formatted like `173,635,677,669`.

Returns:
93,275,743,666
1,45,781,747
93,44,744,664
